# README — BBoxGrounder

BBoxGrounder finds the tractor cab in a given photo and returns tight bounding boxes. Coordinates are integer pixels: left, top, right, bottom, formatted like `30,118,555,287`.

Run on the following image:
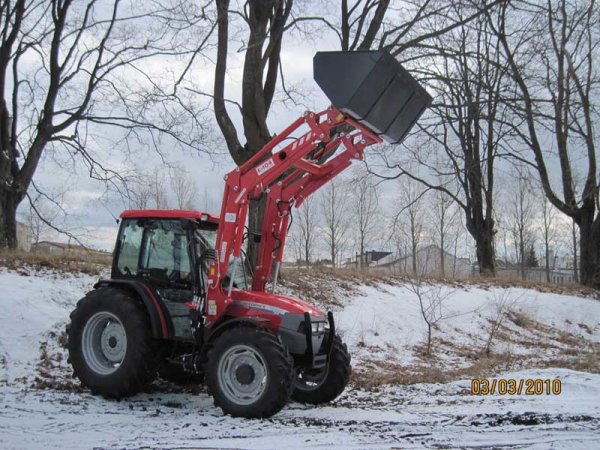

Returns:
113,210,249,291
111,209,251,335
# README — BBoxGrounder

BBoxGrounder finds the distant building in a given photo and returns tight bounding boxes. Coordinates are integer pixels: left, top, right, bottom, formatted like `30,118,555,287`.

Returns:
31,241,92,257
16,221,31,252
495,249,576,284
343,250,392,269
375,245,472,279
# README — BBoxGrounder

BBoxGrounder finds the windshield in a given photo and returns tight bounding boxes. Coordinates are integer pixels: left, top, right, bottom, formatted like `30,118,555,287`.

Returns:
195,227,249,289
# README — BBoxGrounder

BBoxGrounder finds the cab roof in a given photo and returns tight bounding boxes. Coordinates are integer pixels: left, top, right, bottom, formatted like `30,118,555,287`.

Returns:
120,209,219,224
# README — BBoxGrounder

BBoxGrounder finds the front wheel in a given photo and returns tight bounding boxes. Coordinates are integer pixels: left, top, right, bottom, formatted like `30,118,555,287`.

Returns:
292,335,351,404
205,327,293,418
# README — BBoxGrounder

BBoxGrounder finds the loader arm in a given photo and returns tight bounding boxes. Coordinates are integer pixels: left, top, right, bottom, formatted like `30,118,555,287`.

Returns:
204,50,432,327
204,108,382,326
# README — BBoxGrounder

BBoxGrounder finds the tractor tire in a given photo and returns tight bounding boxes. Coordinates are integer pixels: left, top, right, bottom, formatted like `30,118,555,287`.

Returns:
205,327,294,418
291,334,351,404
66,287,159,398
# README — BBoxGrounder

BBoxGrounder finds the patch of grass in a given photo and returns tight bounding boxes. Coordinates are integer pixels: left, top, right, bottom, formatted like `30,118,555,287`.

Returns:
281,267,600,307
0,250,110,276
33,337,82,393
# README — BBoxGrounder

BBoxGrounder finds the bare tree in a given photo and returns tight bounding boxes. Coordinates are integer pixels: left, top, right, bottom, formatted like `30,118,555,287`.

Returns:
24,191,63,245
211,0,293,267
508,170,535,280
406,276,454,355
129,168,169,210
320,179,349,268
373,5,510,277
170,168,198,210
395,178,427,274
540,198,558,282
149,171,169,210
484,289,521,356
350,168,379,270
0,0,214,249
491,0,600,286
294,196,318,266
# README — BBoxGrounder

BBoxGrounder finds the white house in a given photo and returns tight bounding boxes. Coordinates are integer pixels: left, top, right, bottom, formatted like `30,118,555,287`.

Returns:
374,245,472,279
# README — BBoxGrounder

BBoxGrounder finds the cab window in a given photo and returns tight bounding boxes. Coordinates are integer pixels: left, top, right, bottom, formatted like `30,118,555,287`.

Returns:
116,219,143,276
140,220,191,286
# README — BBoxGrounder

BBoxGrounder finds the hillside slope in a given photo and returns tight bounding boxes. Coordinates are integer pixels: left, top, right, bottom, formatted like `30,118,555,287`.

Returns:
0,267,599,448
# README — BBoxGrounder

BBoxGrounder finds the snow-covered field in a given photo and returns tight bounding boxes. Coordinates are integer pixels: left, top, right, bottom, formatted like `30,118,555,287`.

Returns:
0,267,599,449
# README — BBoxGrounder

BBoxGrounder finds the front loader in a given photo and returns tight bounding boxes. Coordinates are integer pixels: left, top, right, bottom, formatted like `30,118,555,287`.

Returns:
66,51,431,418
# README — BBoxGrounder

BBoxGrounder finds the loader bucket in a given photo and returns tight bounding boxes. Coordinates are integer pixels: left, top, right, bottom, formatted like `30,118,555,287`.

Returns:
313,51,432,144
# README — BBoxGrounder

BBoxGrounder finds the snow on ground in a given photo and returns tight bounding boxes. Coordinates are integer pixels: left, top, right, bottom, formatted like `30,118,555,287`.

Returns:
1,368,598,449
0,268,599,448
0,268,98,383
335,282,600,370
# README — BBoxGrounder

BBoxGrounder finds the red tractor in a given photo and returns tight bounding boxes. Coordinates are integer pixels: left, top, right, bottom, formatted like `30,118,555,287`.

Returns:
66,51,431,418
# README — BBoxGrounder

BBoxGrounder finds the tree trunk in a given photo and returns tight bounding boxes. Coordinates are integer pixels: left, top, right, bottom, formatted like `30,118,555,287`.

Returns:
246,195,266,270
545,242,550,283
466,214,495,276
412,247,417,275
0,189,19,250
426,325,432,355
578,210,600,287
475,231,495,276
572,221,579,283
440,231,445,277
331,244,336,269
519,238,526,281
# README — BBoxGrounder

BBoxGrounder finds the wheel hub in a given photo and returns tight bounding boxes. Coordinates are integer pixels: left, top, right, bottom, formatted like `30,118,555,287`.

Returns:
101,321,126,363
235,364,255,385
217,345,267,406
81,311,127,375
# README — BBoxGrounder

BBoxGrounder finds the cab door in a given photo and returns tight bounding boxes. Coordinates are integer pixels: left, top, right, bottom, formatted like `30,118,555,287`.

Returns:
139,219,195,339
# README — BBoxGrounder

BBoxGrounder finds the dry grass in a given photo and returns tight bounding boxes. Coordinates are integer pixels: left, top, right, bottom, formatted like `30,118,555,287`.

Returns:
352,345,600,390
351,354,522,389
32,331,83,393
0,250,110,276
279,267,405,308
281,267,599,302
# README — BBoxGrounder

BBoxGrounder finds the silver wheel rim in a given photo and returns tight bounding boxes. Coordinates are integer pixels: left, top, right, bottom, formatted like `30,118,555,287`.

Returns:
217,345,267,406
81,311,127,375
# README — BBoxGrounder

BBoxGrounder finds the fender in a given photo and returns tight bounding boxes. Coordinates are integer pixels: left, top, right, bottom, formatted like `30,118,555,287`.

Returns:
94,279,173,339
204,316,270,344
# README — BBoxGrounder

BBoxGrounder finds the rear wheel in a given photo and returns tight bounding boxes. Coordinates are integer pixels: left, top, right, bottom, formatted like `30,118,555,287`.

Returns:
205,327,293,418
67,288,159,398
292,335,351,404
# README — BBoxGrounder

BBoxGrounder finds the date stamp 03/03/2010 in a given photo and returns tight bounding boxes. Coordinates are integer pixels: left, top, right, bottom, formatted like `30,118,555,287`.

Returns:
470,378,562,396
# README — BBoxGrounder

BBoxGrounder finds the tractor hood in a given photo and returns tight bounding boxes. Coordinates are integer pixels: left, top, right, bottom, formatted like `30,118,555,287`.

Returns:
230,289,324,318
